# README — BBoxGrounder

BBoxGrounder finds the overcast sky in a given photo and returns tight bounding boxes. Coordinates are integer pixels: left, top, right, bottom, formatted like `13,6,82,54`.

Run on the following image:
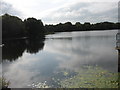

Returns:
0,0,119,24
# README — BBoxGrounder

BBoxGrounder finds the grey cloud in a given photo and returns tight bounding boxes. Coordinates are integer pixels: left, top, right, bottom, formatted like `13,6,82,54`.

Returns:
57,2,90,13
75,7,118,23
0,1,22,17
118,2,120,21
43,2,118,24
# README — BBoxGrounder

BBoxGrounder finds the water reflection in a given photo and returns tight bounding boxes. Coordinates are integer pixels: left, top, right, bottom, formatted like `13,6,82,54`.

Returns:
118,50,120,72
2,30,119,88
45,32,118,72
2,38,45,61
116,32,120,72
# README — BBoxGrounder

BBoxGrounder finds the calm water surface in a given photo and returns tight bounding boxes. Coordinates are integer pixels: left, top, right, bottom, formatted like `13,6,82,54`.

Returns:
2,30,119,88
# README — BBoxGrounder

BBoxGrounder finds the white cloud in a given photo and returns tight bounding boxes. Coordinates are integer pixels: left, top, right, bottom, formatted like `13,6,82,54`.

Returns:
1,0,119,23
42,2,118,24
0,0,23,17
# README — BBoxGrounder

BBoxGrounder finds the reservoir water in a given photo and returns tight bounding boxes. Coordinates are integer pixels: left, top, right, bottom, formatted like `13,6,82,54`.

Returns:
1,30,119,88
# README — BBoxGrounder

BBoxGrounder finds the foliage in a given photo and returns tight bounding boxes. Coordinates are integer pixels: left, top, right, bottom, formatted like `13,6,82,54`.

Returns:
2,14,45,39
1,13,120,39
2,14,25,38
0,77,10,88
24,17,44,38
45,22,120,32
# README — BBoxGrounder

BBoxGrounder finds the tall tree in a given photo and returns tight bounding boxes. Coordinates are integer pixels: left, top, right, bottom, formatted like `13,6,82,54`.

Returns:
24,18,44,38
2,14,25,38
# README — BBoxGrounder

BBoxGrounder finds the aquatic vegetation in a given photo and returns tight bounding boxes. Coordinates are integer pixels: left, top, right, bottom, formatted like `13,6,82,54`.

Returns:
60,66,119,88
29,66,119,88
28,81,51,88
1,66,119,88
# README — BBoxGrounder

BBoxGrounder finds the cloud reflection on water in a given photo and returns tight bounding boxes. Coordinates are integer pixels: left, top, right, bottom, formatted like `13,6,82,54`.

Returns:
45,30,118,72
2,30,118,88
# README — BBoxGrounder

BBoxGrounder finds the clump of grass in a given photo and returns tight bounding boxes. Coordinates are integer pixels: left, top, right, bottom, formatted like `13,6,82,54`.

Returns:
0,77,10,88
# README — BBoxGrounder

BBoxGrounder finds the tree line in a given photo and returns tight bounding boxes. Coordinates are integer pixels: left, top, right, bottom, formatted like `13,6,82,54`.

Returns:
1,14,44,39
1,14,120,39
45,22,120,33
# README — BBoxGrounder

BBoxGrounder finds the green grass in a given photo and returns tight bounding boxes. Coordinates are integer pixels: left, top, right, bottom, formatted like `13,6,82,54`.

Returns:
0,77,10,88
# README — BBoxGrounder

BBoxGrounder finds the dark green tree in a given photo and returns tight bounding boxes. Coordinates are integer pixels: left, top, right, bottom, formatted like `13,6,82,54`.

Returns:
75,22,83,30
2,14,25,38
63,22,73,31
83,22,91,30
24,17,44,38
